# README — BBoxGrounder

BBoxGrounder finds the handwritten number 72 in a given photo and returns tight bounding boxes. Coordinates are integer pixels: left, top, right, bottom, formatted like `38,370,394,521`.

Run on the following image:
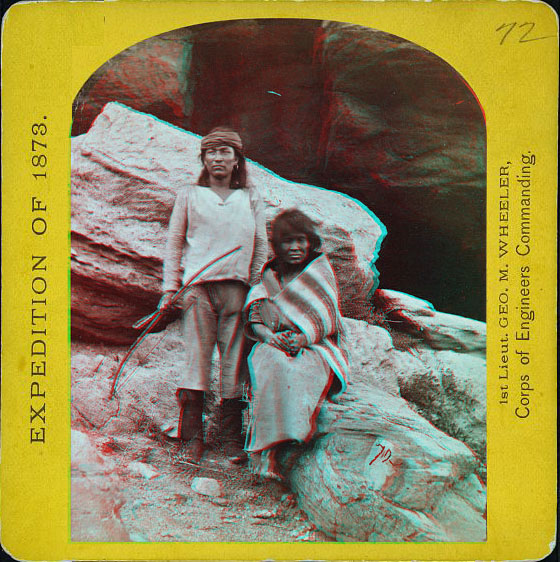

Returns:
496,22,554,45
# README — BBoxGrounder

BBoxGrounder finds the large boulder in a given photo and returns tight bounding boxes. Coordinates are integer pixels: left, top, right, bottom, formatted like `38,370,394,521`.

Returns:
72,19,485,320
374,289,487,353
287,388,486,542
281,319,486,541
343,317,486,469
71,102,384,344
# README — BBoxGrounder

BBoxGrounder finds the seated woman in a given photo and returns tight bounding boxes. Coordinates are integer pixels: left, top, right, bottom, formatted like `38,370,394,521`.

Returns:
243,209,349,480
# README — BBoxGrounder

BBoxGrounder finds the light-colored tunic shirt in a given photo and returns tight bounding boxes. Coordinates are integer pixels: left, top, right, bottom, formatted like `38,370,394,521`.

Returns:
163,184,268,292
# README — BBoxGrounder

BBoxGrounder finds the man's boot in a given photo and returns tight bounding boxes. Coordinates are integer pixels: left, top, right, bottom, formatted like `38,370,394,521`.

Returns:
220,397,248,464
177,389,204,463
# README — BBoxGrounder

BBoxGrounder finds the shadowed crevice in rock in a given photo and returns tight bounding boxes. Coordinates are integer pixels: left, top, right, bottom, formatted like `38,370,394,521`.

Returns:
71,229,163,343
71,273,159,344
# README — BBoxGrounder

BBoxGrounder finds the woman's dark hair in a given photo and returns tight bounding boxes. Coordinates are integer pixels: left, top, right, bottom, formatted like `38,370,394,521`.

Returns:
197,127,248,189
271,209,322,259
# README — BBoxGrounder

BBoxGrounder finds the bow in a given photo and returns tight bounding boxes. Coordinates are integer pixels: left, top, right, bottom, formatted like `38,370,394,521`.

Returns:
109,246,242,399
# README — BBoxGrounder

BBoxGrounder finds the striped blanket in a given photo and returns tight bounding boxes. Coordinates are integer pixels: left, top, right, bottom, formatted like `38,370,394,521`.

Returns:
245,253,349,393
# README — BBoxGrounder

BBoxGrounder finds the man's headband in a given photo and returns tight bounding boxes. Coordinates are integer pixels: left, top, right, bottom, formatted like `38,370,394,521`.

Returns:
200,130,243,153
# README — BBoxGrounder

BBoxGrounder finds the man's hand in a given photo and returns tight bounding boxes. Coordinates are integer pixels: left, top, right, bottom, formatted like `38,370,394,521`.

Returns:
158,291,175,310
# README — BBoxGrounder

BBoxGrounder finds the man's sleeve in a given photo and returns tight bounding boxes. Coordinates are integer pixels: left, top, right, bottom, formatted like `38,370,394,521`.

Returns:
163,188,188,292
249,188,269,286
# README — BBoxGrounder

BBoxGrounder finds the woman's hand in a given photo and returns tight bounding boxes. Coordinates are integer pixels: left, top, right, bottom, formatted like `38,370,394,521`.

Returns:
251,323,274,345
286,331,307,356
267,331,294,354
158,291,175,310
253,326,306,356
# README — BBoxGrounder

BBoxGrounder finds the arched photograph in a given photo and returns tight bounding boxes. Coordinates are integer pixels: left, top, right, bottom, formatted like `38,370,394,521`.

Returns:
70,18,487,543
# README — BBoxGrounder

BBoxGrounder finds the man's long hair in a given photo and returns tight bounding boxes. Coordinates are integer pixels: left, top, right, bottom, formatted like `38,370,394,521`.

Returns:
197,127,248,189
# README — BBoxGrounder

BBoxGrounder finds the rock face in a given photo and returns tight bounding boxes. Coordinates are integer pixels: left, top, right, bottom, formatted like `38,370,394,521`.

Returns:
71,102,384,344
398,347,487,469
72,19,485,320
343,319,486,467
72,30,189,139
71,316,486,542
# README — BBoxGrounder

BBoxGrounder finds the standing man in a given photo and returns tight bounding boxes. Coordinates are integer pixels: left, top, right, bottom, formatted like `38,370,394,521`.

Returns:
160,127,268,464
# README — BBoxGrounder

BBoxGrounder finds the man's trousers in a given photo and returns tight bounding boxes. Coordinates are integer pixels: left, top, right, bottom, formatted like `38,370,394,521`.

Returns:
180,281,249,399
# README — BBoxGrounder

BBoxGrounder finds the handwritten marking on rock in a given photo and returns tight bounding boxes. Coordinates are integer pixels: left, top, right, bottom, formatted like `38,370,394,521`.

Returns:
369,443,394,466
